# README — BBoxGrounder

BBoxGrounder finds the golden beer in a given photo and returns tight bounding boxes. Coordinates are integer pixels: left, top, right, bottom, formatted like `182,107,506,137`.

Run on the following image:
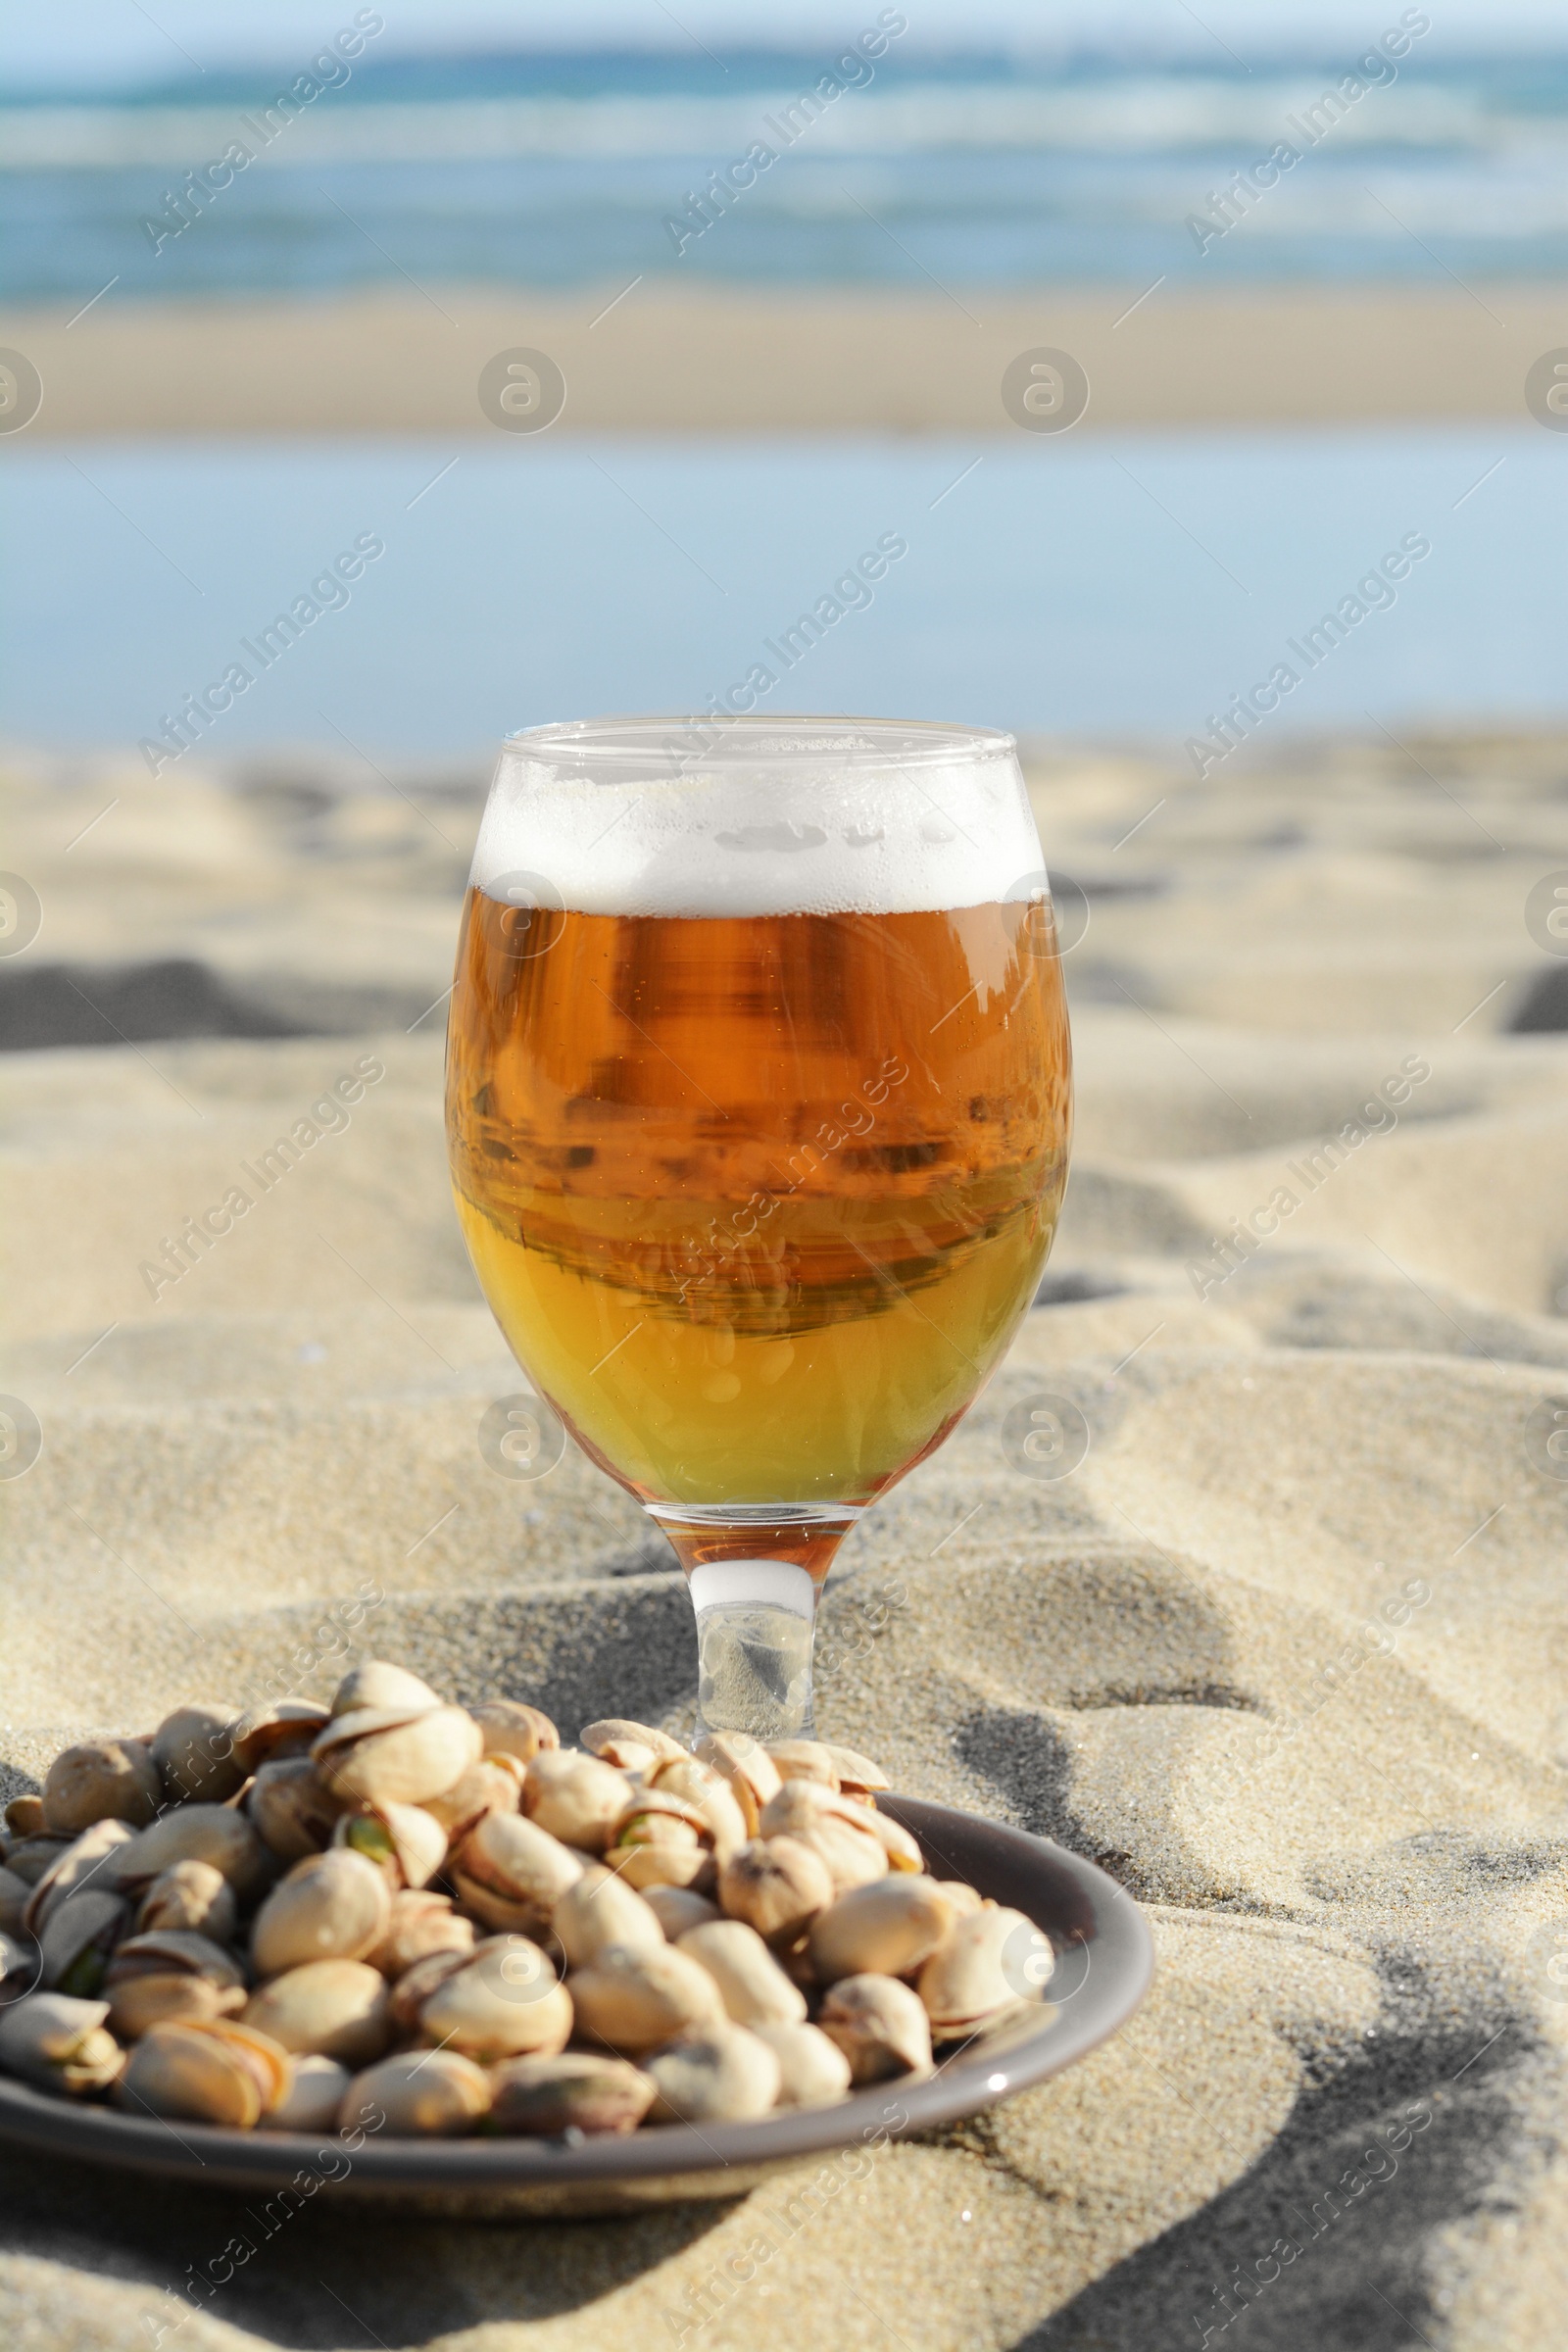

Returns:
447,894,1071,1529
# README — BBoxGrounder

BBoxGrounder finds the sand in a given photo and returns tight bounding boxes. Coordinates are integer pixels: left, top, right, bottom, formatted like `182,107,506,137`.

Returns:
2,728,1568,2349
3,283,1566,435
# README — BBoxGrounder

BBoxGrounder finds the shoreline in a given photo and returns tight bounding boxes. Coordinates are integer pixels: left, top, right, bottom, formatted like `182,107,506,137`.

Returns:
1,282,1561,435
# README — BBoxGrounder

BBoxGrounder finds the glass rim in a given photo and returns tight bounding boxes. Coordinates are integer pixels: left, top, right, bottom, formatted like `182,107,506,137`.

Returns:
501,712,1017,770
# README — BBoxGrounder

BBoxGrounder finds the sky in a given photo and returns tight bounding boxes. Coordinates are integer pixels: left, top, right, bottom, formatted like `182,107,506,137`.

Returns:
4,0,1566,87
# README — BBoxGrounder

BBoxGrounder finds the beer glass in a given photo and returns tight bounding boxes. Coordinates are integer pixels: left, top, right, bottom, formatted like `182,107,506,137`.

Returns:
447,716,1072,1737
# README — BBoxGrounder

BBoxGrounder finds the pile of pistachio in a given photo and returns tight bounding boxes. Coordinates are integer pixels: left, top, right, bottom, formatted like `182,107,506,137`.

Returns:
0,1662,1054,2140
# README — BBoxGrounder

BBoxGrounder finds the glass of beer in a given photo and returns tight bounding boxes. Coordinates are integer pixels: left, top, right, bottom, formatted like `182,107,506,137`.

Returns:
446,716,1072,1738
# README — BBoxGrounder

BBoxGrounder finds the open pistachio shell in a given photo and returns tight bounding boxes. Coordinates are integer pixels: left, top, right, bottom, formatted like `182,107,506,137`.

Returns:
0,1931,41,2007
643,2024,782,2126
818,1744,892,1796
488,2050,655,2137
0,1872,31,1939
104,1933,248,2039
387,1945,476,2035
313,1705,484,1811
450,1811,583,1936
808,1877,954,1985
916,1904,1054,2039
119,2019,290,2128
420,1755,524,1845
467,1700,560,1763
607,1792,712,1893
134,1860,237,1944
580,1718,686,1774
716,1837,834,1945
152,1702,247,1805
338,2048,492,2136
38,1888,129,1996
0,1991,122,2095
519,1751,633,1854
42,1739,163,1837
329,1662,442,1718
114,1805,272,1903
677,1920,808,2029
818,1973,933,2083
568,1942,726,2058
693,1734,782,1835
752,2020,853,2110
646,1758,748,1861
759,1785,889,1897
246,1756,345,1864
24,1819,135,1939
333,1799,448,1892
3,1838,71,1888
258,2052,350,2132
553,1863,665,1970
228,1700,331,1777
251,1848,392,1980
641,1886,720,1940
416,1937,572,2063
365,1889,474,1981
762,1740,840,1788
241,1958,392,2067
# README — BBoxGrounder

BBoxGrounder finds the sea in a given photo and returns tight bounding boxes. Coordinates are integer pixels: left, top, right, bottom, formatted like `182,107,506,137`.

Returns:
2,41,1565,752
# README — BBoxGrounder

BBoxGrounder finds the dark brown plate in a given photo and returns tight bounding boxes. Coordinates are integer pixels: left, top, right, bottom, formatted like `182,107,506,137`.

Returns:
0,1797,1152,2217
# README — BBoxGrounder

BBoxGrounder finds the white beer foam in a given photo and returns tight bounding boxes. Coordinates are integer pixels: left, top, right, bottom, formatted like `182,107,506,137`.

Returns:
471,738,1046,917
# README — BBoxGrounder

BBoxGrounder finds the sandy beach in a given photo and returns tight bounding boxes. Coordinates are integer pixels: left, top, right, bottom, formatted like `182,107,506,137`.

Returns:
3,284,1565,435
2,726,1566,2349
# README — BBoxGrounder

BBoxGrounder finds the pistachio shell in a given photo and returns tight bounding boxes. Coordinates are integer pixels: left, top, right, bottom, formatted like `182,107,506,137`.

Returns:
42,1740,163,1837
935,1881,985,1918
106,1972,248,2040
916,1905,1054,2038
642,1886,720,1940
818,1743,892,1795
752,2020,853,2110
258,2052,350,2132
151,1703,246,1805
4,1796,45,1839
339,2048,491,2136
677,1920,808,2028
646,1758,748,1861
0,1931,40,2007
420,1756,523,1844
38,1889,129,1995
246,1757,344,1863
487,2051,655,2137
451,1812,584,1935
693,1734,782,1834
251,1850,392,1980
858,1810,924,1873
364,1890,474,1981
607,1795,712,1892
387,1945,476,2034
0,1868,33,1938
333,1800,447,1891
762,1740,840,1788
2,1838,71,1887
467,1700,559,1763
416,1937,572,2063
313,1706,484,1810
644,2024,782,2125
329,1662,443,1718
757,1784,888,1898
553,1863,665,1970
568,1942,726,2058
107,1930,245,1990
818,1974,933,2083
119,2019,289,2128
519,1751,633,1854
242,1958,391,2067
24,1820,135,1938
115,1806,272,1902
580,1718,686,1773
134,1861,237,1944
228,1700,330,1777
0,1991,122,2094
808,1878,955,1985
716,1837,834,1945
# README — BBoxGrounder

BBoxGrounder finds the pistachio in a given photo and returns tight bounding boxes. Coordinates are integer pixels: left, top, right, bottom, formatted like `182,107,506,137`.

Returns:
250,1849,390,1980
387,1945,476,2035
4,1796,46,1839
3,1838,71,1888
646,1757,748,1861
104,1932,248,2039
420,1755,524,1845
519,1751,633,1854
554,1863,666,1971
242,1958,391,2067
808,1878,954,1985
450,1811,583,1936
115,1805,272,1903
24,1820,135,1939
416,1937,572,2063
568,1942,726,2058
644,2024,782,2126
0,1991,122,2096
338,2048,491,2137
693,1734,782,1835
487,2051,655,2138
468,1699,560,1763
0,1931,40,2008
752,2020,853,2110
0,1868,32,1938
819,1744,892,1798
38,1889,129,1997
580,1718,686,1774
228,1700,330,1777
119,2019,289,2128
935,1881,985,1919
642,1886,720,1941
41,1740,163,1837
258,2052,350,2132
134,1860,237,1945
916,1905,1054,2039
329,1661,442,1718
151,1703,246,1805
607,1792,713,1893
859,1810,924,1873
676,1920,808,2029
758,1783,888,1896
313,1705,484,1811
716,1837,834,1945
818,1974,933,2083
246,1756,344,1864
365,1890,474,1981
333,1799,447,1892
762,1740,840,1789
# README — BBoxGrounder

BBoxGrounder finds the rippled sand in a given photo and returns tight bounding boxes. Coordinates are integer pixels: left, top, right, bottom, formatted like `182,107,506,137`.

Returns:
2,730,1567,2350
